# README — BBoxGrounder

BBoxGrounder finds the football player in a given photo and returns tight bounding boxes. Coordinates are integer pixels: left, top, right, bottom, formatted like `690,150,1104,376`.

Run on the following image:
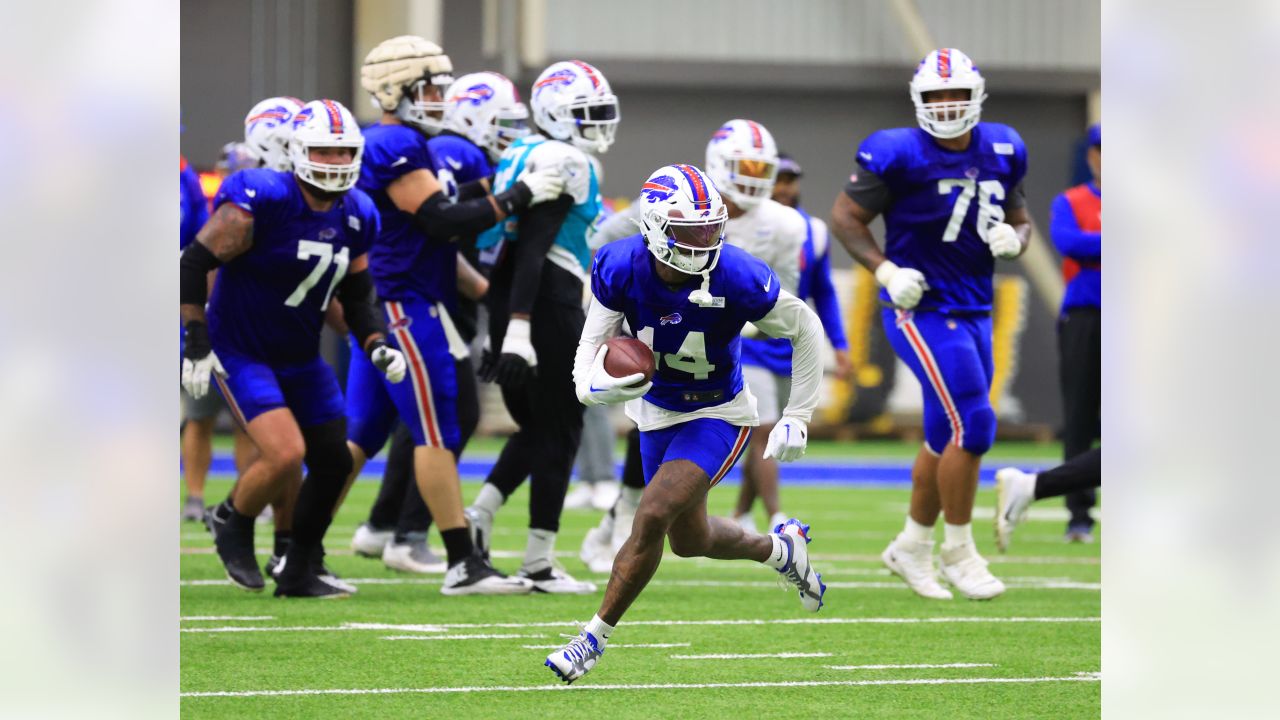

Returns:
180,153,212,521
180,99,406,598
995,448,1101,552
341,37,562,595
829,48,1030,600
465,60,620,595
545,164,826,684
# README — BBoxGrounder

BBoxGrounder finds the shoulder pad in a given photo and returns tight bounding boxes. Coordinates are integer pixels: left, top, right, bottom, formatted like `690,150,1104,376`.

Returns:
856,128,917,177
527,140,592,204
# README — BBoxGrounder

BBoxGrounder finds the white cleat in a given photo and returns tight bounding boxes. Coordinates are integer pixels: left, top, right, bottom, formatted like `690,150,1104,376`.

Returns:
768,511,789,534
940,542,1006,600
771,518,826,612
734,513,758,535
520,564,598,594
545,629,605,684
563,484,595,510
580,526,614,574
351,523,394,558
995,467,1037,553
881,535,954,600
611,507,635,555
382,538,447,573
440,553,534,596
591,481,621,511
464,506,494,559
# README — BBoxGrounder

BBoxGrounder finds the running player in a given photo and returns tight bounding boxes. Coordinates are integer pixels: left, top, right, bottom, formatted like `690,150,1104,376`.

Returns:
180,99,407,598
545,164,826,683
829,48,1030,600
995,448,1101,552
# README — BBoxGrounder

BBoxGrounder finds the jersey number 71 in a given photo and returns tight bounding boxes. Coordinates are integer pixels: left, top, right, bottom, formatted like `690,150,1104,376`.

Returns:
284,239,349,310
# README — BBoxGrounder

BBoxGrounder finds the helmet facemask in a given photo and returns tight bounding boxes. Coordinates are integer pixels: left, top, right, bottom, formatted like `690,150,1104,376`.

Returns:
559,95,619,154
292,141,364,194
640,205,726,276
397,75,454,135
491,106,531,159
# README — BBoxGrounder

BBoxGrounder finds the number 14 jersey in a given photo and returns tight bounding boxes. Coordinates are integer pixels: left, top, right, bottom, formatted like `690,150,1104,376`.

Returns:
207,168,380,365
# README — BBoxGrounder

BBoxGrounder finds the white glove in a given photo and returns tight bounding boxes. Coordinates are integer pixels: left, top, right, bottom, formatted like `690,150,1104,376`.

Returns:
182,352,227,400
875,260,928,309
985,222,1022,259
517,166,566,205
762,416,808,462
371,343,407,384
577,343,653,406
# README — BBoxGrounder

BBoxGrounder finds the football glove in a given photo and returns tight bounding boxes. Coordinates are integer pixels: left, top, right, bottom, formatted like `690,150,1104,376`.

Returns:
762,416,808,462
577,343,652,406
875,260,928,309
516,166,566,205
181,321,227,400
482,317,538,387
369,341,407,384
985,222,1022,259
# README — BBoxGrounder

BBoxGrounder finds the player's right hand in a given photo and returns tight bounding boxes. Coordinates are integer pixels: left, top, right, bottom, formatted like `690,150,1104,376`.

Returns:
370,342,407,384
577,344,652,406
517,166,566,205
875,260,928,309
182,352,226,400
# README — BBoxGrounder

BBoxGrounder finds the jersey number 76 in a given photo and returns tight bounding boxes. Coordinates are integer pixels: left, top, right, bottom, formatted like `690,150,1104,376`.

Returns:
937,178,1005,242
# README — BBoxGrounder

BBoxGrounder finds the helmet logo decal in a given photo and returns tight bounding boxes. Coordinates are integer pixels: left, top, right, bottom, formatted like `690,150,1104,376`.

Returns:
937,48,952,79
570,60,601,90
453,83,495,106
675,164,711,211
246,109,290,125
534,68,577,93
641,175,679,203
291,107,314,130
321,100,344,134
711,125,733,142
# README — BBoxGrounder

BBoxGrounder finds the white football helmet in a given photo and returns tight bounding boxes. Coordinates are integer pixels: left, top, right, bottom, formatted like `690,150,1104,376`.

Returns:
244,96,304,171
910,48,987,139
530,60,619,154
361,35,455,135
704,119,779,211
288,99,364,193
443,71,531,162
637,164,727,276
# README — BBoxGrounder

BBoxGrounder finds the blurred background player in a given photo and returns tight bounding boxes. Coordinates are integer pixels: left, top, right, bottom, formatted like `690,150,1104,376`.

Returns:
181,99,407,598
829,48,1030,601
180,152,211,521
340,37,560,595
1050,123,1101,542
547,164,825,683
465,60,620,594
348,69,532,574
995,448,1101,551
703,120,805,534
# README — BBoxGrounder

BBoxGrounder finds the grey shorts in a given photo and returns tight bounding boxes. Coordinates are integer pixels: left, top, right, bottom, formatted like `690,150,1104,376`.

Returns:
182,386,226,422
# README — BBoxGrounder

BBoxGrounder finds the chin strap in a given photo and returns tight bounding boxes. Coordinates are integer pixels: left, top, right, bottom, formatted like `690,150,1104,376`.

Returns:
688,272,715,307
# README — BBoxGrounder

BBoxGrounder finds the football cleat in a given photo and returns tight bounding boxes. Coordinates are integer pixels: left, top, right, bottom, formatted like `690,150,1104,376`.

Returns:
1065,524,1096,544
351,522,394,558
579,526,614,574
939,542,1006,600
563,484,595,510
268,547,357,594
256,503,274,525
734,513,758,535
768,511,789,534
440,552,533,596
274,570,351,599
181,496,204,522
202,501,230,539
881,535,953,600
464,506,493,560
545,629,605,684
994,467,1036,552
213,519,264,592
591,481,621,511
519,564,598,594
383,538,447,574
771,518,826,612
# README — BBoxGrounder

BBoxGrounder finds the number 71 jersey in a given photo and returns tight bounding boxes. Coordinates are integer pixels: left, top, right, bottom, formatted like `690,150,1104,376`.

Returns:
207,168,380,365
591,236,780,419
857,122,1027,312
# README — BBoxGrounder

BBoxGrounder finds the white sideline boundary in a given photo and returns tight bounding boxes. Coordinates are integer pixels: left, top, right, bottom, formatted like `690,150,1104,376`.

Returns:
181,616,1100,634
671,653,834,660
181,674,1100,698
826,663,996,670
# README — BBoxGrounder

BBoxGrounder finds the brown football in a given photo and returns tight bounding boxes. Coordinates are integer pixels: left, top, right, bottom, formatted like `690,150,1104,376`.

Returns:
603,337,656,386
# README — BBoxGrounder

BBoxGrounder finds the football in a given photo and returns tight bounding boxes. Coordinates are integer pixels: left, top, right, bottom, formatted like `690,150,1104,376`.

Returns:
603,337,656,386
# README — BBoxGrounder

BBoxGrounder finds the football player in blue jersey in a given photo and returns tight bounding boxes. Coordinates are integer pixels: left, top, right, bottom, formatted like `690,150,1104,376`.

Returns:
348,69,534,576
180,99,408,598
341,37,563,595
829,48,1030,601
544,164,827,684
465,60,621,595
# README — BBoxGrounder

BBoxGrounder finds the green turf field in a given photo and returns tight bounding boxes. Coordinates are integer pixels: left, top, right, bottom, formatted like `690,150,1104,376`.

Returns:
180,445,1099,719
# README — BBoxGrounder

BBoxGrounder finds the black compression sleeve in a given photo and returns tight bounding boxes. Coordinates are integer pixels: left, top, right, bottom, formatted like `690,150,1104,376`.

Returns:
508,195,574,316
843,164,892,215
1006,179,1028,210
412,182,533,241
180,242,223,307
456,179,489,201
336,270,386,351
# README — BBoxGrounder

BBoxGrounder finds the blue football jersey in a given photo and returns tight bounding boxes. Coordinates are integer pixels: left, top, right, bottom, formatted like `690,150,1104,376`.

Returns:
180,157,208,250
206,169,380,365
592,236,780,413
358,123,456,305
857,122,1027,312
427,132,493,202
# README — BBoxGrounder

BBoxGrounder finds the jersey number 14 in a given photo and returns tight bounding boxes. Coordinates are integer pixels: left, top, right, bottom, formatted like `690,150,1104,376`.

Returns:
937,179,1005,242
636,327,716,380
284,240,349,310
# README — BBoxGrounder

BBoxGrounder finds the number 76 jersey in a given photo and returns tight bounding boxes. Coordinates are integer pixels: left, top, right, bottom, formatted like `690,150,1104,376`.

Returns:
207,168,381,365
856,122,1027,313
590,236,780,429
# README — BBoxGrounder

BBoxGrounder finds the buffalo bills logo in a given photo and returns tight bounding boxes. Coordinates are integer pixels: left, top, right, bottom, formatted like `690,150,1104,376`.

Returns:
389,315,412,332
641,175,679,203
660,312,683,326
964,166,979,179
291,107,314,129
711,125,734,142
533,68,577,95
453,84,495,106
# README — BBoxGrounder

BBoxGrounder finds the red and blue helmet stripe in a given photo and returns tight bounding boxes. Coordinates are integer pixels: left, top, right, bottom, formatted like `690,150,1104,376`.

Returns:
937,48,952,79
570,60,602,90
675,164,712,211
745,120,764,149
321,99,345,134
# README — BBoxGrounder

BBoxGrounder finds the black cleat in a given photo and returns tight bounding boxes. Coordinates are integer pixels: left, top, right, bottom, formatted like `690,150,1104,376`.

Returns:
202,502,229,539
213,520,264,592
274,570,351,599
264,554,282,579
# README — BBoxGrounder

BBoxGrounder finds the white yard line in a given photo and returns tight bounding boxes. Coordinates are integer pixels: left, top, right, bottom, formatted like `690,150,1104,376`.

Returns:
180,577,1098,590
182,616,1099,634
381,634,545,641
826,663,996,670
181,674,1100,698
522,643,692,650
180,615,275,622
670,652,834,660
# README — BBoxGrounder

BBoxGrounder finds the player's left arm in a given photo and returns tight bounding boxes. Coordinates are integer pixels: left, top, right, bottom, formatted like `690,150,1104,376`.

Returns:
752,290,825,461
336,253,405,383
456,250,489,301
178,202,255,398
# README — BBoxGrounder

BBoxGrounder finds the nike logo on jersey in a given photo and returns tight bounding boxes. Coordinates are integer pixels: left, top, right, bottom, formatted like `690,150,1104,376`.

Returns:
391,156,408,167
763,276,772,292
245,188,257,198
446,157,463,170
859,151,872,160
348,215,361,231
